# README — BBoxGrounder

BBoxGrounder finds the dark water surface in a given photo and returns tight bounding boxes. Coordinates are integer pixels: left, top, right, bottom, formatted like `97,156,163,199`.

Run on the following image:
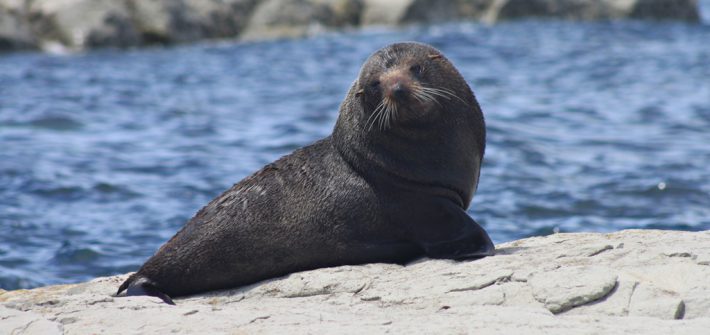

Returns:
2,18,710,290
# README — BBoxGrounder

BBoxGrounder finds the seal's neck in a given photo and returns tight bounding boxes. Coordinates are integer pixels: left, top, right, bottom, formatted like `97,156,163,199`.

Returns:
331,87,483,208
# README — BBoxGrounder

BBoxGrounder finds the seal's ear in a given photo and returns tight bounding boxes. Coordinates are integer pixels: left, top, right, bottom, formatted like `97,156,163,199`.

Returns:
355,88,365,97
428,54,442,60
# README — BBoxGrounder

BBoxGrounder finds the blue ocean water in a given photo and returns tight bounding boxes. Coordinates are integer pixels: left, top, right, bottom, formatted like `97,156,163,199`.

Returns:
1,16,710,290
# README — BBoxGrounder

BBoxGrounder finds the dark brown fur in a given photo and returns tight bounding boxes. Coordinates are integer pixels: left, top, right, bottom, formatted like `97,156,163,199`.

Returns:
117,42,493,304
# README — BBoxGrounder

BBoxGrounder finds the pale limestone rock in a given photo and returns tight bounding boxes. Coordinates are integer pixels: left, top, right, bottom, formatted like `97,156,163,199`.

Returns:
565,277,638,317
680,287,710,319
499,281,541,307
628,283,685,319
529,266,618,313
1,230,710,334
243,263,380,299
0,306,62,334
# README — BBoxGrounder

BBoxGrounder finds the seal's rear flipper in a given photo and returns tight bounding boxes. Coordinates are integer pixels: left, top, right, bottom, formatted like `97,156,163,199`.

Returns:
116,275,175,305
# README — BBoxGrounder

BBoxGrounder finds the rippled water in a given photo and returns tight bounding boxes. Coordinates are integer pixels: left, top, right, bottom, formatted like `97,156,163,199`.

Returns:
2,17,710,290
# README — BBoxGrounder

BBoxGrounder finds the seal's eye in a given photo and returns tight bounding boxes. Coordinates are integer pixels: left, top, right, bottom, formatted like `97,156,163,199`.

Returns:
370,80,380,88
410,64,422,74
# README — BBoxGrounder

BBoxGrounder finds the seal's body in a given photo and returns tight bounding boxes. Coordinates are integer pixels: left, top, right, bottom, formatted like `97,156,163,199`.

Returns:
118,42,493,304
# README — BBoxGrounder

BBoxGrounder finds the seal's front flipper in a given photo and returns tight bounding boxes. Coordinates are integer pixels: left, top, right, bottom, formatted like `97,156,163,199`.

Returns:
402,197,494,260
421,218,494,260
116,274,175,305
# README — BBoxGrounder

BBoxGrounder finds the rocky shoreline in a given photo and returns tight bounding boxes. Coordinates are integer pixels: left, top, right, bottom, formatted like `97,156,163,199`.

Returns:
1,229,709,334
0,0,701,53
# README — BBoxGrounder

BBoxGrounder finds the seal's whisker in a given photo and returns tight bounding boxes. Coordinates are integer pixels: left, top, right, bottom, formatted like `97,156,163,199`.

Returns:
411,90,426,103
374,104,386,131
365,102,382,131
365,100,386,132
390,101,399,129
438,87,465,103
420,87,451,100
420,89,449,103
377,98,388,131
414,87,441,107
410,83,441,107
379,104,390,131
412,87,430,103
422,87,466,104
417,89,441,107
422,87,448,97
381,98,394,131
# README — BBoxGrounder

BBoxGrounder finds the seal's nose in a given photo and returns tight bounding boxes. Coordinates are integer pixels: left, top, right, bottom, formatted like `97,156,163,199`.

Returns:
390,82,408,100
381,69,414,101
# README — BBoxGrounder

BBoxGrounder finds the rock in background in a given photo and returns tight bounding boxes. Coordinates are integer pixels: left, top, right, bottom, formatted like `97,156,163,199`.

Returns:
27,0,140,51
0,0,703,55
1,0,261,52
240,0,364,41
2,230,710,334
0,0,35,50
362,0,701,25
127,0,259,45
496,0,700,21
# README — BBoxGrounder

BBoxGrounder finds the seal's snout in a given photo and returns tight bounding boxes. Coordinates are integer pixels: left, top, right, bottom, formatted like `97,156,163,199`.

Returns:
391,82,407,100
381,71,412,101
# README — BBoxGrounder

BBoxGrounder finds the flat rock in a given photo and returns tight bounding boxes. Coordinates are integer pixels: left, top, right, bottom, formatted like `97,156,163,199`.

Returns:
628,282,685,319
529,266,618,313
0,305,62,334
2,230,710,334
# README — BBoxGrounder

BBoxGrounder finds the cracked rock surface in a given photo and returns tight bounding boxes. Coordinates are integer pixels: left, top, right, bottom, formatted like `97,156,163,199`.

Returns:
1,230,709,334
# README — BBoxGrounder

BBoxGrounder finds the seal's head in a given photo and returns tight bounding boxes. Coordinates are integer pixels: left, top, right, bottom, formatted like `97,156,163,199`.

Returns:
353,42,475,131
333,42,485,209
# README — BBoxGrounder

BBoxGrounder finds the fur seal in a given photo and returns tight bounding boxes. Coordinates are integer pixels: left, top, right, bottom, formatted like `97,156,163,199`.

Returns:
117,42,493,304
